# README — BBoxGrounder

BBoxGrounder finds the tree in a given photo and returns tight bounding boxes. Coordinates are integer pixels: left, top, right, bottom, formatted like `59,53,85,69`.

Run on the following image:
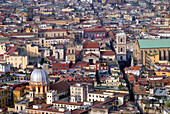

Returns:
166,100,170,107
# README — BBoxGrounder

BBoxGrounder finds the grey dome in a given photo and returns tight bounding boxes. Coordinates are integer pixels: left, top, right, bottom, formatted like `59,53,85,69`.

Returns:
30,69,48,83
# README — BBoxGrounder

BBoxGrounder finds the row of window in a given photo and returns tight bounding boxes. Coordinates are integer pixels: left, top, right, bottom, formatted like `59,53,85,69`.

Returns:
9,58,22,61
76,78,89,81
39,33,65,37
53,104,79,108
85,33,105,37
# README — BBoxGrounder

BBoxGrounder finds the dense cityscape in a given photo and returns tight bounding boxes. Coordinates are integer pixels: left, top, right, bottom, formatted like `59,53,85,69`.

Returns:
0,0,169,113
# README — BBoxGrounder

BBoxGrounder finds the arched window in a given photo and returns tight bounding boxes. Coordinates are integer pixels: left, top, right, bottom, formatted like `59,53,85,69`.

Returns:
68,49,70,53
121,48,123,52
72,49,74,53
120,38,123,42
120,56,123,60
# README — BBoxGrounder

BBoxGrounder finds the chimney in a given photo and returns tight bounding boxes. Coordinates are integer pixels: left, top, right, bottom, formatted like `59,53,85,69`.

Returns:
58,107,66,112
33,105,42,109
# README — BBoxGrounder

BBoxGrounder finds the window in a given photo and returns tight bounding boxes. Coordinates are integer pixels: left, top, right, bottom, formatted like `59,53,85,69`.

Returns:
164,50,166,60
120,48,123,52
38,87,40,93
120,38,123,42
120,56,123,60
159,50,161,60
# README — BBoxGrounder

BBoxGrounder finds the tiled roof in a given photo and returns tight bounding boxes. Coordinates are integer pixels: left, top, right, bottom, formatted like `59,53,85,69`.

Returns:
100,50,115,56
71,109,88,114
50,80,70,93
83,53,99,58
27,104,69,113
5,47,18,55
47,56,56,61
83,42,99,49
52,101,83,106
128,75,136,82
38,29,67,32
13,86,25,91
125,66,141,70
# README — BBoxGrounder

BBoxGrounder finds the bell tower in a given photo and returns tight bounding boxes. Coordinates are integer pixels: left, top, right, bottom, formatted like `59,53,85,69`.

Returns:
115,32,127,61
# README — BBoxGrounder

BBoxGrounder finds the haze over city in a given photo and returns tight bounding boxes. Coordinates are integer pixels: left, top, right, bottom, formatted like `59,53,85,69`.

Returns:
0,0,169,114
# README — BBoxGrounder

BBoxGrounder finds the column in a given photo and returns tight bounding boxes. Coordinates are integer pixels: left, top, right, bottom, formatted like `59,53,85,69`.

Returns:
36,86,38,95
45,86,47,93
40,86,43,94
161,50,164,61
143,50,146,65
165,50,168,60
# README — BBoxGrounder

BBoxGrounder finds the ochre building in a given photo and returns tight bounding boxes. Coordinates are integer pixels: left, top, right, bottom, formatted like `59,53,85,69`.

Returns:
133,39,170,65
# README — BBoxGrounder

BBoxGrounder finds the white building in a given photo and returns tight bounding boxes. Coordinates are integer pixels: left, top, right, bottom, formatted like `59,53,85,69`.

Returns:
125,66,142,76
105,76,119,87
51,45,64,60
0,63,10,75
87,91,114,102
70,83,94,103
52,101,92,111
47,90,58,104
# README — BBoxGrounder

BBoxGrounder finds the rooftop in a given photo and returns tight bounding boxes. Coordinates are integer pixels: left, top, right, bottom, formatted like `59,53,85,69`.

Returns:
83,42,99,49
138,39,170,49
52,101,83,106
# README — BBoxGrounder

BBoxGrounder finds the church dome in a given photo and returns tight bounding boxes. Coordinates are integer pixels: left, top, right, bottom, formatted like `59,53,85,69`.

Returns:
30,68,48,84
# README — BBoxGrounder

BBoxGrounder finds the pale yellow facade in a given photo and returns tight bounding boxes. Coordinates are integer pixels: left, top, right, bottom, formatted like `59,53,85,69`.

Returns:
38,29,67,38
6,56,28,69
26,44,39,57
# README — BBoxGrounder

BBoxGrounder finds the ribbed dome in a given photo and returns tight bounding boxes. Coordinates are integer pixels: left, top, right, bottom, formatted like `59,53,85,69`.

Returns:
30,68,48,84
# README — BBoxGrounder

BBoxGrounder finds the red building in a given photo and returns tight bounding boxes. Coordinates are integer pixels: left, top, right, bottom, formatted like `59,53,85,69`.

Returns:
52,61,71,72
60,75,96,84
84,27,106,39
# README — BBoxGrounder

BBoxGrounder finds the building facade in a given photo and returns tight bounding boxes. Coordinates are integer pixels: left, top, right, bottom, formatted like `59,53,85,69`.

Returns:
26,44,39,57
66,45,75,63
133,39,170,65
6,55,28,69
